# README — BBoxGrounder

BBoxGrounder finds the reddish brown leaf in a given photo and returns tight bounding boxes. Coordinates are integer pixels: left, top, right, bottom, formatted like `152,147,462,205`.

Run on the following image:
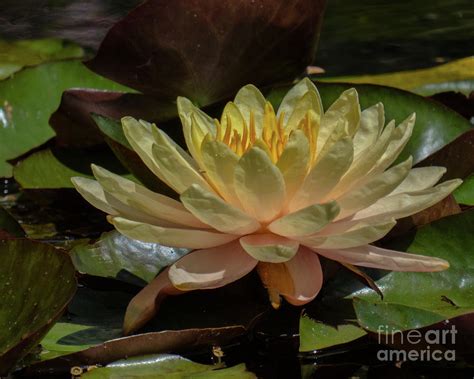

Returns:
86,0,326,105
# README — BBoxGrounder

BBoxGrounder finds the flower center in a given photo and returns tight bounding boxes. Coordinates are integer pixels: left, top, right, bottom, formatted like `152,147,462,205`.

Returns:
213,102,319,163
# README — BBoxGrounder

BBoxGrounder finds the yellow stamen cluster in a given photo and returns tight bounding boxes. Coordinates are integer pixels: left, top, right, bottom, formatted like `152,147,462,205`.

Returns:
213,102,319,164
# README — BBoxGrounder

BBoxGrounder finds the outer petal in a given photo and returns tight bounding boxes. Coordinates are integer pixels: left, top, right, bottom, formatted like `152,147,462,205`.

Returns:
200,136,241,207
300,219,396,249
168,241,258,290
276,130,310,201
256,247,323,306
72,176,172,226
389,166,446,196
285,90,322,133
91,165,207,228
234,147,286,223
277,78,323,128
353,103,384,157
180,184,260,235
177,96,215,163
110,216,238,248
352,179,463,221
314,244,450,272
123,268,181,335
289,137,353,212
268,201,340,238
336,156,413,219
240,234,299,263
151,128,213,194
234,84,266,132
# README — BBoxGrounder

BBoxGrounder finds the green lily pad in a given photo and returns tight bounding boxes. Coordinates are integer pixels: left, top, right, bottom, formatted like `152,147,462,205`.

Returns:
0,38,84,80
299,315,366,352
0,206,24,237
13,148,134,189
81,354,254,379
318,56,474,95
454,174,474,205
0,239,76,374
70,231,190,286
0,60,131,177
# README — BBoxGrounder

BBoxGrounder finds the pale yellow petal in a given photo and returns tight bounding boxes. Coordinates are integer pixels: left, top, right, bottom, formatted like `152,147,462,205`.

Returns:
389,166,446,196
268,201,340,238
180,184,260,235
71,177,117,215
318,88,360,151
289,137,353,212
168,241,257,290
328,120,395,199
220,101,246,136
240,234,299,263
91,165,207,228
234,147,286,223
177,96,215,163
277,78,323,127
110,216,238,248
353,102,384,157
234,84,266,132
314,244,450,272
301,219,396,249
285,90,322,133
353,179,463,221
199,136,241,207
336,156,413,219
151,128,213,194
276,130,310,201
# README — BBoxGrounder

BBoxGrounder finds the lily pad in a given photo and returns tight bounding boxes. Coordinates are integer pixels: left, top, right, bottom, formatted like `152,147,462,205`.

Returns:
454,174,474,205
81,355,254,379
13,148,134,189
0,239,76,374
71,231,190,286
318,56,474,95
0,38,84,80
0,60,130,177
0,206,24,237
86,0,326,106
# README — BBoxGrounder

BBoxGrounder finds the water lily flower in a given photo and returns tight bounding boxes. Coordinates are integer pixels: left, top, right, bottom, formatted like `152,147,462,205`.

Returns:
72,79,461,334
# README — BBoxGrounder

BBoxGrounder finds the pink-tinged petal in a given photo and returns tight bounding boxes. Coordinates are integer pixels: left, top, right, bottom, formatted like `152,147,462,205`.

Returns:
314,244,449,272
240,234,299,263
256,247,323,307
110,216,238,249
123,268,182,335
168,241,258,290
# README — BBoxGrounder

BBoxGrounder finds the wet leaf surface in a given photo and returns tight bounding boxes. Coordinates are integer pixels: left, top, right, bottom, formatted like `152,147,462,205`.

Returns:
86,0,326,106
0,60,130,177
0,239,76,375
0,38,84,80
71,231,190,286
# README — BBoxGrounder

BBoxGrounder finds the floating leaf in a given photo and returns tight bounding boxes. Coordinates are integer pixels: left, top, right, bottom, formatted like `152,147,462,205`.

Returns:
81,354,255,379
13,148,133,189
0,206,24,237
0,60,130,177
0,38,84,80
50,89,175,148
86,0,326,105
71,231,190,286
318,56,474,95
0,239,76,375
299,315,366,352
454,174,474,205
